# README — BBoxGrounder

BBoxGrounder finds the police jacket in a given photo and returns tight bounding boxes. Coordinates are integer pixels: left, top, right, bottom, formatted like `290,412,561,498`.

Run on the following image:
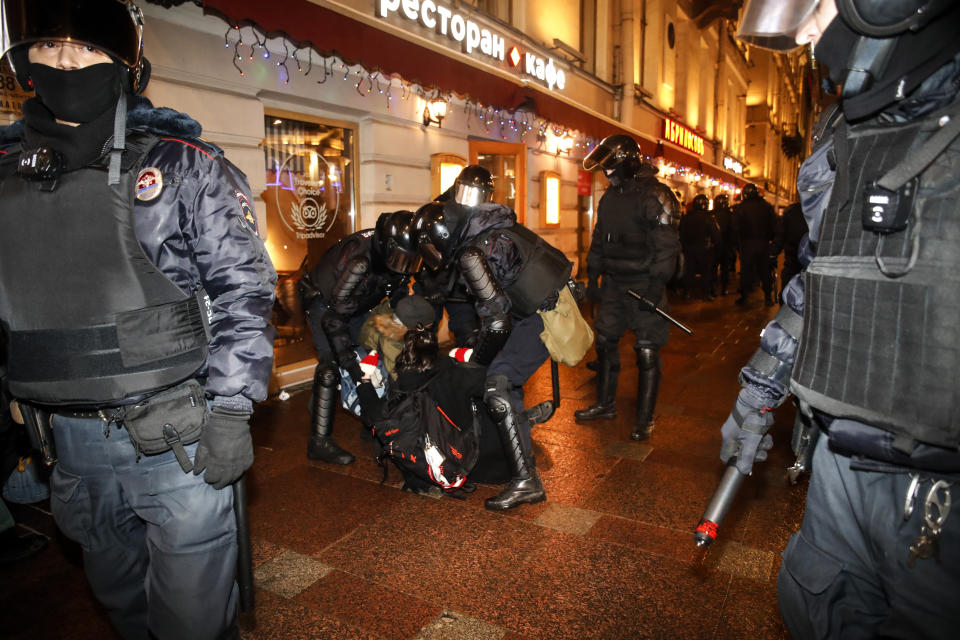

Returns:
586,172,680,290
679,208,721,253
737,60,960,474
302,230,408,378
0,97,276,412
733,196,777,253
454,203,571,319
712,206,736,252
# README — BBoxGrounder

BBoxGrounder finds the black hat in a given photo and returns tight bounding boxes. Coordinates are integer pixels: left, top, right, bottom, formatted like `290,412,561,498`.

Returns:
395,295,435,330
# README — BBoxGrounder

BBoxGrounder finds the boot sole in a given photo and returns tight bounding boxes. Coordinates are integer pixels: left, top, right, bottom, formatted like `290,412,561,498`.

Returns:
484,491,547,511
574,412,617,422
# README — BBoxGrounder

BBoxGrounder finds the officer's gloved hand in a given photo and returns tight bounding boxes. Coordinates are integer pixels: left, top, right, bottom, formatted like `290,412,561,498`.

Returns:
720,389,774,475
193,408,254,490
355,381,382,426
587,277,601,302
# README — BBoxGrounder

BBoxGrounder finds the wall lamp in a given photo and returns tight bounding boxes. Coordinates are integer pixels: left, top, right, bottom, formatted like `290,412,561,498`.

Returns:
423,99,448,127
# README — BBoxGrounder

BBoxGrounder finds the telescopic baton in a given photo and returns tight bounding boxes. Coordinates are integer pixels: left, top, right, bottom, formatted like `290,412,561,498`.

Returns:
626,290,693,335
694,461,748,547
234,475,255,612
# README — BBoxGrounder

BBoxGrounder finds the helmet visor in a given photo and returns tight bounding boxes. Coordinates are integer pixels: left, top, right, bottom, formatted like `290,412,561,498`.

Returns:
582,143,616,171
1,0,142,66
454,183,492,207
736,0,818,51
384,247,423,274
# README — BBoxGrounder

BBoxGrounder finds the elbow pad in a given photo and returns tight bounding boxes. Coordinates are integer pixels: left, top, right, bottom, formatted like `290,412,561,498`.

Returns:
472,314,512,366
331,257,369,307
458,247,504,307
739,303,803,405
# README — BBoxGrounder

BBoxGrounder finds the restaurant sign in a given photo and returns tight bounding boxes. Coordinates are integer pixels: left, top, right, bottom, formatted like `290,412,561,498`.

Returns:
378,0,566,92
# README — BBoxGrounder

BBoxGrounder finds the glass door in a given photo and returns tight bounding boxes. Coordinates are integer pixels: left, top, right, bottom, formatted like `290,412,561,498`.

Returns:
470,141,526,223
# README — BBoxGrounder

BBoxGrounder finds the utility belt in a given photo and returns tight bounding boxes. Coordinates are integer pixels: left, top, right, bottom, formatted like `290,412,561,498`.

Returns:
15,378,208,473
816,411,960,478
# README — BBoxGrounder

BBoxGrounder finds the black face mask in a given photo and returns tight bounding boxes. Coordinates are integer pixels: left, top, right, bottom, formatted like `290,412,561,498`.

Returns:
814,18,857,87
28,61,122,124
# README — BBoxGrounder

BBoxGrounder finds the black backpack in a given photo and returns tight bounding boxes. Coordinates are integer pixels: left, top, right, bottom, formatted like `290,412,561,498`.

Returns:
373,376,480,492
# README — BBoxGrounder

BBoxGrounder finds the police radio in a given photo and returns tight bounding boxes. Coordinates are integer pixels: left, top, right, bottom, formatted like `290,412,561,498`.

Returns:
861,177,917,234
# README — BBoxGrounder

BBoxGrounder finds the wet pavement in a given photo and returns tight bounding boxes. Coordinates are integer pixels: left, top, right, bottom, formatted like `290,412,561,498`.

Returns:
1,289,807,639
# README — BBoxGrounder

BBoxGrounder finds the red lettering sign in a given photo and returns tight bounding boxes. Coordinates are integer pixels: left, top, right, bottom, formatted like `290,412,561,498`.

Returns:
577,169,592,195
663,118,704,155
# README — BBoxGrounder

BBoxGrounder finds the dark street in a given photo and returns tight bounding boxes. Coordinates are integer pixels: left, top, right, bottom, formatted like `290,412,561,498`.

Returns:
2,291,805,640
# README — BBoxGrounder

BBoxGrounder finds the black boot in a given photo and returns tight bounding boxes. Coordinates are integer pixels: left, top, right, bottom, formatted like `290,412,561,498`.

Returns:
575,355,618,421
632,347,661,441
306,365,355,465
485,395,546,511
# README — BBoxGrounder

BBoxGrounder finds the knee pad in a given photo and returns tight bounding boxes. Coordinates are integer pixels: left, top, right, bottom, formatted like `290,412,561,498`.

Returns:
314,363,339,389
596,334,620,364
483,374,513,420
634,345,660,372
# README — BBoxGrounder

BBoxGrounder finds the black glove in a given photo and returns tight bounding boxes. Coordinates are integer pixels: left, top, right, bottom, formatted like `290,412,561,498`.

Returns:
355,381,382,426
587,277,601,302
193,408,253,490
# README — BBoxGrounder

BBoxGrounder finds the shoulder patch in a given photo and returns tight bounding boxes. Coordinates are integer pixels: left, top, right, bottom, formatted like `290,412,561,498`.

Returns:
136,167,163,201
235,190,259,236
360,229,375,238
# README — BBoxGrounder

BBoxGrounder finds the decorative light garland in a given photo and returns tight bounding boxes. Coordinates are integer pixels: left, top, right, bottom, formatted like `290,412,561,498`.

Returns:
221,22,740,193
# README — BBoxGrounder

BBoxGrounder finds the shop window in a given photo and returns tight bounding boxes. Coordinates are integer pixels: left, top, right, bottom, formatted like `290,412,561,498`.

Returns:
262,112,357,368
430,153,466,199
540,171,561,228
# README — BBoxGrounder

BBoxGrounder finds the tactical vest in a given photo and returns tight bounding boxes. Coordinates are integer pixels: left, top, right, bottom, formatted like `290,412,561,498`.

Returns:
0,133,209,405
475,224,572,316
791,106,960,451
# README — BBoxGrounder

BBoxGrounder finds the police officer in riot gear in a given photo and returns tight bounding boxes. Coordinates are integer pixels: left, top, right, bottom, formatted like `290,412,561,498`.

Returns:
679,194,721,300
732,182,778,306
576,134,681,442
299,211,420,465
0,1,277,637
712,193,737,295
726,0,960,636
413,165,574,510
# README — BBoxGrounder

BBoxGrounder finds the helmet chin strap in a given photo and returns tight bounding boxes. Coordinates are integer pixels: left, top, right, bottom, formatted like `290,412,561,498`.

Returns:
108,92,127,186
842,36,897,98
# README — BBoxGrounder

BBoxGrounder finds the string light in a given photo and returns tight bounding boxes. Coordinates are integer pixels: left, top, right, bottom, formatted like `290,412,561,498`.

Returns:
221,24,600,159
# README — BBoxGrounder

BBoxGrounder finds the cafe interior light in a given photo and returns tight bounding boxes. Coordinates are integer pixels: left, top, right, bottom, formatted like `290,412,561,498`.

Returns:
423,98,448,127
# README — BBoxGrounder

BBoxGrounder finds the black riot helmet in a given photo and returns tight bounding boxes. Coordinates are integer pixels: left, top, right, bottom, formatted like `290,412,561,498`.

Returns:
374,211,423,274
714,193,730,209
453,165,494,207
737,0,960,120
691,194,709,211
583,134,652,187
412,201,459,269
741,183,760,200
1,0,150,93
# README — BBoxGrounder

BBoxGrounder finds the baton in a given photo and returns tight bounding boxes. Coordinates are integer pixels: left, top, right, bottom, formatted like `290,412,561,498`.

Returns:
550,360,561,409
694,461,748,547
627,290,693,335
234,475,255,612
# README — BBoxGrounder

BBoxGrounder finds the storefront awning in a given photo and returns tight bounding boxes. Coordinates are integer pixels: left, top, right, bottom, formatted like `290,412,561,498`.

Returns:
201,0,650,145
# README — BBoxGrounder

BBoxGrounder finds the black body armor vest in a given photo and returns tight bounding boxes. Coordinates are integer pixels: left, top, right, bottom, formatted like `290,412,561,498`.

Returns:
791,105,960,451
0,133,208,405
475,224,572,316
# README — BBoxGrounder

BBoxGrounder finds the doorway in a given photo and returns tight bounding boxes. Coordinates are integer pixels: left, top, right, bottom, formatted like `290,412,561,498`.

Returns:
469,141,527,222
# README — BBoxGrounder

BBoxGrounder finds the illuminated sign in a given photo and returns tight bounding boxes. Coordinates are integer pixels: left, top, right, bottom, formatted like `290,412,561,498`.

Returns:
663,118,704,155
723,156,743,174
378,0,564,92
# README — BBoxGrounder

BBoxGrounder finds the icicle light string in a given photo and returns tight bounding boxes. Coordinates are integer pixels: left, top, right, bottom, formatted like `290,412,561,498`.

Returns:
222,24,600,156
